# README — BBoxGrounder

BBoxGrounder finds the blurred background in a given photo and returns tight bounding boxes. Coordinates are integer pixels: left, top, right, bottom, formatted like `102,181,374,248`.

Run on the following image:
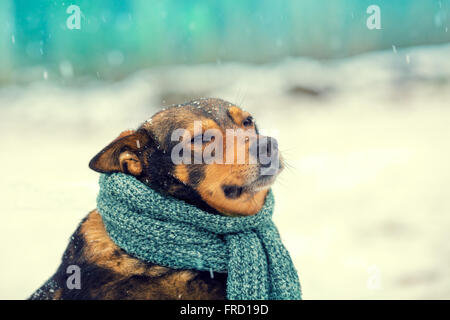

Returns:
1,0,449,299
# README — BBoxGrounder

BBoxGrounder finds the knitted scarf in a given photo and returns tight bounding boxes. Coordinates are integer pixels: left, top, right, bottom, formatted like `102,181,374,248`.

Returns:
97,173,302,300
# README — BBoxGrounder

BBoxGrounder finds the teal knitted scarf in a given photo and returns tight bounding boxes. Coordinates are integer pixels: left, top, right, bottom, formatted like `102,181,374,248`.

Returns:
97,173,302,300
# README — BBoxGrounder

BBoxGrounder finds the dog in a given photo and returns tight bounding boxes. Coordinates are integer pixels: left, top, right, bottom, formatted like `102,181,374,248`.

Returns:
30,98,283,300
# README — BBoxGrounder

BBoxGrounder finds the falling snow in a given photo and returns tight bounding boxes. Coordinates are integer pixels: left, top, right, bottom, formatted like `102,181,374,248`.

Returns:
1,44,450,299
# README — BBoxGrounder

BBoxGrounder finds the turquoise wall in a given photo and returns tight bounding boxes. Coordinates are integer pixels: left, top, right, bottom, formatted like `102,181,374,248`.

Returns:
0,0,449,80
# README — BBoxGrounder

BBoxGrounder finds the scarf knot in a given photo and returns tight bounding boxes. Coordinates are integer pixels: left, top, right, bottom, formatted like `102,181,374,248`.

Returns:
97,173,302,300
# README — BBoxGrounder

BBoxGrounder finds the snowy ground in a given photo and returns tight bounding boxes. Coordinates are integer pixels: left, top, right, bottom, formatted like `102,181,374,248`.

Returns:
1,43,450,299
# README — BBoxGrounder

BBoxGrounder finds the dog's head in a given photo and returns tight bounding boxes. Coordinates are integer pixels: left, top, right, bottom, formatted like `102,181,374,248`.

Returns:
89,98,283,216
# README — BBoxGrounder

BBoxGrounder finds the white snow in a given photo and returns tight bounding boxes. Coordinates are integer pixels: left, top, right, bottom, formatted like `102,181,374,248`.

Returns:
1,43,450,299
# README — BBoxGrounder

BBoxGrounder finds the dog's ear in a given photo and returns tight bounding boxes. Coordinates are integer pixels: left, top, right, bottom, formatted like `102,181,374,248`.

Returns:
89,129,151,176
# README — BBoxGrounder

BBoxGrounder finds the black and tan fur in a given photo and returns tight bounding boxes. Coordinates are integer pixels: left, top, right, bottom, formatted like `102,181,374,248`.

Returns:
30,98,282,300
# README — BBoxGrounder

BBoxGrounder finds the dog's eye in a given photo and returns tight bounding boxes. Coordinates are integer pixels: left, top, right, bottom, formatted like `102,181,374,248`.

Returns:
243,117,253,127
190,135,201,144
